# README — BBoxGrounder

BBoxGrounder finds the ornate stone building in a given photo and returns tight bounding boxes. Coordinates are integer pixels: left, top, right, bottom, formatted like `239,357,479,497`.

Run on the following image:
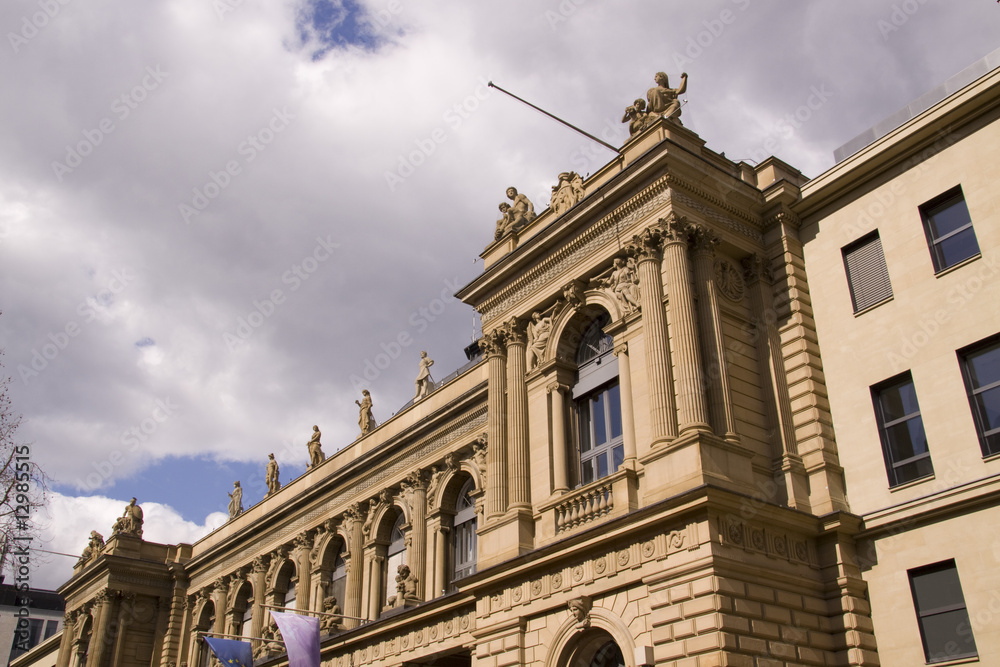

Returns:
26,59,1000,667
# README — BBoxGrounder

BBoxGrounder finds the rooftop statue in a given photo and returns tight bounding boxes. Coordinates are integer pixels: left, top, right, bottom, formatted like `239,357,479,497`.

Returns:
549,172,585,216
114,497,143,537
76,530,105,566
266,453,280,496
228,481,243,519
494,186,536,240
307,425,325,469
414,351,435,400
356,390,376,437
623,71,688,136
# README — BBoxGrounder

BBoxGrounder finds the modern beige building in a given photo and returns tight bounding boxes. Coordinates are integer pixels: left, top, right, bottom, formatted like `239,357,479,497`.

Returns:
22,57,1000,667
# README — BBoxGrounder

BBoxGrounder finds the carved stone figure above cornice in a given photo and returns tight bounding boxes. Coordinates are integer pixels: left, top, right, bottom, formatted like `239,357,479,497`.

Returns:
494,186,537,241
550,171,585,216
622,71,688,136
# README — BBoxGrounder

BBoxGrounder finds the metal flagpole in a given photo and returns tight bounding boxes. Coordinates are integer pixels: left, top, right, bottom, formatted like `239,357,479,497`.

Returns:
487,81,620,154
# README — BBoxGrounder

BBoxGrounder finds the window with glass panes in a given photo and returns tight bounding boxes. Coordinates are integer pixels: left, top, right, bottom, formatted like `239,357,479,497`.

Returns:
920,187,980,272
960,335,1000,457
909,560,978,663
573,314,624,486
329,543,348,609
452,478,477,587
872,372,933,486
384,512,406,606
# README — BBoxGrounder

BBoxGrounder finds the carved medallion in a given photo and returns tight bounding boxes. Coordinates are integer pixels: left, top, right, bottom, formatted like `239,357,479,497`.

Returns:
444,620,453,634
751,528,766,551
552,572,563,589
373,645,380,659
401,635,408,649
461,614,471,630
715,259,746,302
594,556,606,574
572,565,584,582
795,541,809,562
727,520,744,545
414,630,422,644
641,540,656,559
512,586,523,603
491,594,503,608
531,579,542,596
430,626,437,640
668,530,685,549
617,549,630,567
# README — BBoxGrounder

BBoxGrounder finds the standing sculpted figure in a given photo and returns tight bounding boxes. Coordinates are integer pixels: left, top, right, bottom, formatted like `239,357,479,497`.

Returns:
413,351,435,400
266,453,280,495
610,258,641,313
228,481,243,519
307,425,325,468
119,498,143,537
646,71,688,123
526,311,553,370
356,390,376,437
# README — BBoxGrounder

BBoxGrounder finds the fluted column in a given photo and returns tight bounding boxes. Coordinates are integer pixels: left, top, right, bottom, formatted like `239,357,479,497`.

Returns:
627,226,678,442
548,382,570,493
482,329,509,518
250,557,268,650
294,533,312,611
366,551,383,620
659,215,710,433
85,590,114,667
343,504,365,627
109,594,134,665
211,580,227,636
56,611,76,667
613,342,638,463
158,564,188,666
691,227,739,440
435,524,449,597
504,318,531,509
403,472,427,600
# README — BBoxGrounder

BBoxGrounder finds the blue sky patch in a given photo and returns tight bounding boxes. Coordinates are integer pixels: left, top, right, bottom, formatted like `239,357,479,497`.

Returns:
295,0,382,60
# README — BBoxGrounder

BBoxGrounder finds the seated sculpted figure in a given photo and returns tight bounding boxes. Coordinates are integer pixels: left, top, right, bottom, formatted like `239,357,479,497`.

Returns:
646,71,688,124
320,595,344,634
391,564,419,607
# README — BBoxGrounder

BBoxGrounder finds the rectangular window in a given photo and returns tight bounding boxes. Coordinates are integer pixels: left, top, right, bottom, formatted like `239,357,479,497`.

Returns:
959,334,1000,457
921,186,980,272
843,232,893,313
872,372,933,487
909,560,977,663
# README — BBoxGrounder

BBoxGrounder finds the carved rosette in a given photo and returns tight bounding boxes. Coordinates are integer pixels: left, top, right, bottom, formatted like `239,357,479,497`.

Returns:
714,259,745,302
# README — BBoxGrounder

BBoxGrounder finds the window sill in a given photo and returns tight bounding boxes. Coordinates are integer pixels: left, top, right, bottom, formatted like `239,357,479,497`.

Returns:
853,296,893,317
982,450,1000,463
889,473,935,493
926,654,979,666
934,253,982,278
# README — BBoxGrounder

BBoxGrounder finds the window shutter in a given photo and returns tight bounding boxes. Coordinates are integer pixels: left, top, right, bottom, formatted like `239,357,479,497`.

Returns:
844,233,893,312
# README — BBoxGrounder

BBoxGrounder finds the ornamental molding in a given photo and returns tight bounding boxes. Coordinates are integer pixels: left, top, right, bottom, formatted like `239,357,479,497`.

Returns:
191,406,487,588
478,176,671,324
720,514,813,566
327,607,475,667
669,188,764,245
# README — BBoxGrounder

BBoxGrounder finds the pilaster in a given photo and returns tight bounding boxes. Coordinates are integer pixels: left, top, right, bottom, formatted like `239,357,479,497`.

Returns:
482,328,509,519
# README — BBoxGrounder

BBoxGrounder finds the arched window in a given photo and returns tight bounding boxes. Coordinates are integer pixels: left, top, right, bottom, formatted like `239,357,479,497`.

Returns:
284,580,297,610
573,314,624,485
328,542,348,608
194,602,215,667
452,478,477,586
383,512,406,607
589,641,625,667
233,581,253,639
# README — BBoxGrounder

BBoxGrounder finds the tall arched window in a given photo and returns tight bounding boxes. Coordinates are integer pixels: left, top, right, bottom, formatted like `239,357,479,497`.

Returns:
329,542,348,608
284,580,297,610
573,314,624,485
452,478,477,586
383,512,406,607
195,603,215,667
233,581,253,639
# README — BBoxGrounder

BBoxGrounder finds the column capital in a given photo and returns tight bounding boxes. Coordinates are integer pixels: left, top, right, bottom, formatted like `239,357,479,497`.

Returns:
688,224,719,255
251,554,270,574
741,253,773,285
613,341,629,356
481,328,508,357
502,316,527,347
546,381,570,394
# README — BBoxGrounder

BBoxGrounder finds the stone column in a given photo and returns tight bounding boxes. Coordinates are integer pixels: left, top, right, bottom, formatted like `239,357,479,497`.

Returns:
85,590,114,667
691,227,739,440
659,214,710,433
366,552,383,620
627,225,678,442
743,253,811,509
211,580,227,636
294,533,313,611
435,525,450,597
613,342,638,463
482,329,509,518
56,611,76,667
402,472,427,601
109,594,134,666
250,557,269,651
548,382,570,493
504,318,531,510
158,563,188,667
343,504,365,627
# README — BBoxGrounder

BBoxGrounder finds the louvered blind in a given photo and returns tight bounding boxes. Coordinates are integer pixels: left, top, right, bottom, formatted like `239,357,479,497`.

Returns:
844,233,893,312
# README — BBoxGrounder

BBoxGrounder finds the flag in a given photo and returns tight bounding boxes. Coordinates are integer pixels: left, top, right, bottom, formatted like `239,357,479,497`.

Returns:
203,636,253,667
271,611,321,667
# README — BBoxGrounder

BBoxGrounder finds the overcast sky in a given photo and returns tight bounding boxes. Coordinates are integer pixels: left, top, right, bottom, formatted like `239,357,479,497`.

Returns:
1,0,998,589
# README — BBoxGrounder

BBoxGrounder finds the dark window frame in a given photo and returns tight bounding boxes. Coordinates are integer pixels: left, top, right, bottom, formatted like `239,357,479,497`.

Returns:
920,186,980,273
872,371,934,487
958,333,1000,458
908,559,978,663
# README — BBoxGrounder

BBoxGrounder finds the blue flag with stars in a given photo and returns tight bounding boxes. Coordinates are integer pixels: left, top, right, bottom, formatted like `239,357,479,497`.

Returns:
204,636,253,667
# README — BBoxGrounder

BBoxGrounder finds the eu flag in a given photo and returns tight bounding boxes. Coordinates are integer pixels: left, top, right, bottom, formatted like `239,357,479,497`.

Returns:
204,636,254,667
